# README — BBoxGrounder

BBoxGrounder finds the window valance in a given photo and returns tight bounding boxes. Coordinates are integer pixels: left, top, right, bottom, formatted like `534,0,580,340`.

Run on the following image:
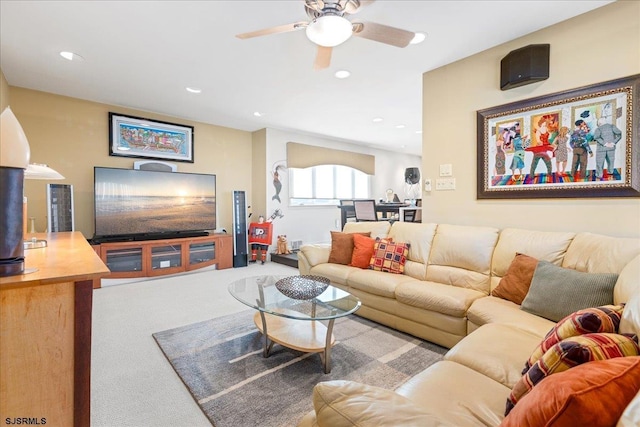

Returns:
286,142,375,175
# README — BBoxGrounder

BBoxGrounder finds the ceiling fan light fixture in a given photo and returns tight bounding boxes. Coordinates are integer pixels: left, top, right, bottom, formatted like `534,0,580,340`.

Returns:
306,15,353,47
409,32,426,45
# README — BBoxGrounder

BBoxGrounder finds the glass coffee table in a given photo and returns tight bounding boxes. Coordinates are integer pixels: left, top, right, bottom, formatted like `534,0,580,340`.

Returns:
228,275,361,373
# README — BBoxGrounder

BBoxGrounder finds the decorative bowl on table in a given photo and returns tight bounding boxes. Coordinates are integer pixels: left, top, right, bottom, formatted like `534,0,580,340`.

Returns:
275,275,330,300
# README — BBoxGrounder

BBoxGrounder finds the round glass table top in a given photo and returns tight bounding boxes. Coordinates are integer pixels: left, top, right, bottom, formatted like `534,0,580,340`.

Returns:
228,275,361,321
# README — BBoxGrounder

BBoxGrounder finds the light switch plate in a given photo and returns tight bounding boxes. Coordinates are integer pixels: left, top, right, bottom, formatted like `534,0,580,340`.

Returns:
439,164,453,177
435,178,456,190
424,179,432,192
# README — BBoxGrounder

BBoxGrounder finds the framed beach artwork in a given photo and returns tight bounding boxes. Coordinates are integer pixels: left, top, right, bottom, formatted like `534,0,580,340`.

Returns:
477,74,640,199
109,113,194,163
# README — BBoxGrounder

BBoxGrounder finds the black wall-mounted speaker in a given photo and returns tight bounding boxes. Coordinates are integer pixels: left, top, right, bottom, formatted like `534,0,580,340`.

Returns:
404,167,420,185
500,44,550,91
133,160,177,172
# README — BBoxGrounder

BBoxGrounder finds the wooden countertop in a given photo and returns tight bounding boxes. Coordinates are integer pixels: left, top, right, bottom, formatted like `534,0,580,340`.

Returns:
0,232,110,290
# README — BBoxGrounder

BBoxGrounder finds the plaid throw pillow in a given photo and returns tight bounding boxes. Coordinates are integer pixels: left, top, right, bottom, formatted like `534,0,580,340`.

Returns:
506,333,640,415
369,239,410,274
523,304,625,374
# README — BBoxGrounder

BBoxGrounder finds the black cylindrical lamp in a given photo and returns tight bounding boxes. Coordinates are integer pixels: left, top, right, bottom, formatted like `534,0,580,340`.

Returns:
0,107,31,277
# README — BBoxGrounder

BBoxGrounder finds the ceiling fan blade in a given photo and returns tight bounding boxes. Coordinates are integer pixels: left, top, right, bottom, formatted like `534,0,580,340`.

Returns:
342,0,373,14
304,0,324,12
352,22,415,48
236,22,308,40
313,46,332,70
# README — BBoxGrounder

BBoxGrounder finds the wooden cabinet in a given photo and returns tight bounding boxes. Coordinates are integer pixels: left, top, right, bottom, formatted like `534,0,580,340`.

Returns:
95,234,232,284
0,232,110,427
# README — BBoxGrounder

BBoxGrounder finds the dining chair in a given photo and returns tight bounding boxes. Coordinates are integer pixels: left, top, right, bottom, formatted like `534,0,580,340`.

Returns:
353,199,378,222
402,199,422,222
339,199,357,222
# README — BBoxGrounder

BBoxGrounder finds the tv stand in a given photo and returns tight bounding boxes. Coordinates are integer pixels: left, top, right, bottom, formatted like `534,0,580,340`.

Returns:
91,234,232,287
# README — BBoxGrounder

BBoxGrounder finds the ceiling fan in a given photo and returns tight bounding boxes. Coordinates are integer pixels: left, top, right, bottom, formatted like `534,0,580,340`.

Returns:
236,0,416,70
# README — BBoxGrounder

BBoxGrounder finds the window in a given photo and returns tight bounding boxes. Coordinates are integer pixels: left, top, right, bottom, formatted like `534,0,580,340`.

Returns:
289,165,370,206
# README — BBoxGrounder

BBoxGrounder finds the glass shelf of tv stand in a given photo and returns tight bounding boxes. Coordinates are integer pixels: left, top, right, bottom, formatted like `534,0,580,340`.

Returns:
189,241,215,266
151,244,182,270
104,247,143,273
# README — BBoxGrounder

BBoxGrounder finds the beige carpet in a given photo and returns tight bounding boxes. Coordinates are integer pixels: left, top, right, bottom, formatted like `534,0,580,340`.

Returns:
153,309,446,427
91,262,299,427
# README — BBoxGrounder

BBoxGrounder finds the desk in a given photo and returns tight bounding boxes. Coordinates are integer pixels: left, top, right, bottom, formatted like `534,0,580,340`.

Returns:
0,232,110,427
337,203,409,229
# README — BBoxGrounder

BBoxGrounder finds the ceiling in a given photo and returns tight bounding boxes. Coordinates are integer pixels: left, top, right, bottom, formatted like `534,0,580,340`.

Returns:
0,1,612,156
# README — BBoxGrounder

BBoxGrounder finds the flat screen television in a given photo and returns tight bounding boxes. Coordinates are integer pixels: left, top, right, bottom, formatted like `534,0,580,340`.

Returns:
93,167,216,241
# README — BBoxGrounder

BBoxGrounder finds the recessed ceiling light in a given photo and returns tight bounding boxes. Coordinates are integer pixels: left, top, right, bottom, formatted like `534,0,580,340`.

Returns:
59,51,84,61
372,117,383,123
253,111,263,117
334,70,351,79
409,32,426,45
396,124,406,129
415,130,423,134
186,87,202,94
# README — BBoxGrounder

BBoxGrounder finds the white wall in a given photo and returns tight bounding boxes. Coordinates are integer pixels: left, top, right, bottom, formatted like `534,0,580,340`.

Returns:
261,128,421,245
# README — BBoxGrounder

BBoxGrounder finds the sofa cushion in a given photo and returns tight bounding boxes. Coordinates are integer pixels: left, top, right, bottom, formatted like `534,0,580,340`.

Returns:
369,240,410,274
387,221,437,278
349,234,377,268
312,380,441,427
342,221,391,239
308,264,355,286
615,253,640,306
520,261,618,322
445,323,542,388
396,360,510,427
347,269,415,299
502,357,640,427
395,281,485,317
491,253,538,305
506,333,640,414
426,225,498,293
562,232,640,275
524,304,625,373
490,228,575,281
620,390,640,427
466,296,554,337
328,231,371,265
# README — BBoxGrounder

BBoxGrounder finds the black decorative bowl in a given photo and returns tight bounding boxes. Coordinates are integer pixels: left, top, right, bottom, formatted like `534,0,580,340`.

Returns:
275,275,330,300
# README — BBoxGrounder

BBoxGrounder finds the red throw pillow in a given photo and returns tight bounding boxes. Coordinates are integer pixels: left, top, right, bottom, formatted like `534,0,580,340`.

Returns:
502,357,640,427
350,234,377,268
491,253,538,305
369,239,410,274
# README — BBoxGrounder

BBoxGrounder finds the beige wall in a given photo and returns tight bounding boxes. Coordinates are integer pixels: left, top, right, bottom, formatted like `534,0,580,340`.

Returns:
422,1,640,238
251,129,267,221
0,70,9,112
9,87,252,237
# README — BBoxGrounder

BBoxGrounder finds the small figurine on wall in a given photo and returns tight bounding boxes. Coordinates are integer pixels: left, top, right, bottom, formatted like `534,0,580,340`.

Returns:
276,235,292,255
248,215,273,264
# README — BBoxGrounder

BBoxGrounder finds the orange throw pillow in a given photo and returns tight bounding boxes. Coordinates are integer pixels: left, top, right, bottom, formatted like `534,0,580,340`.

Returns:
350,234,377,268
501,356,640,427
328,231,371,265
492,253,538,305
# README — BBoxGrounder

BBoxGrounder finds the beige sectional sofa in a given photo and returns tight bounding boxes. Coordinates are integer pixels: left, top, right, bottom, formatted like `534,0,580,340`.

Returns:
296,221,640,426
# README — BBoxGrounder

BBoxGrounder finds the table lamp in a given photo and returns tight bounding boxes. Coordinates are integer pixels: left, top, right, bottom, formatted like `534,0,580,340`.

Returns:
0,106,31,276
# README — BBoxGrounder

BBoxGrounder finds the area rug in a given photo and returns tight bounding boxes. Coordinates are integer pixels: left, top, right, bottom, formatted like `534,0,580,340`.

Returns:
153,310,446,427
